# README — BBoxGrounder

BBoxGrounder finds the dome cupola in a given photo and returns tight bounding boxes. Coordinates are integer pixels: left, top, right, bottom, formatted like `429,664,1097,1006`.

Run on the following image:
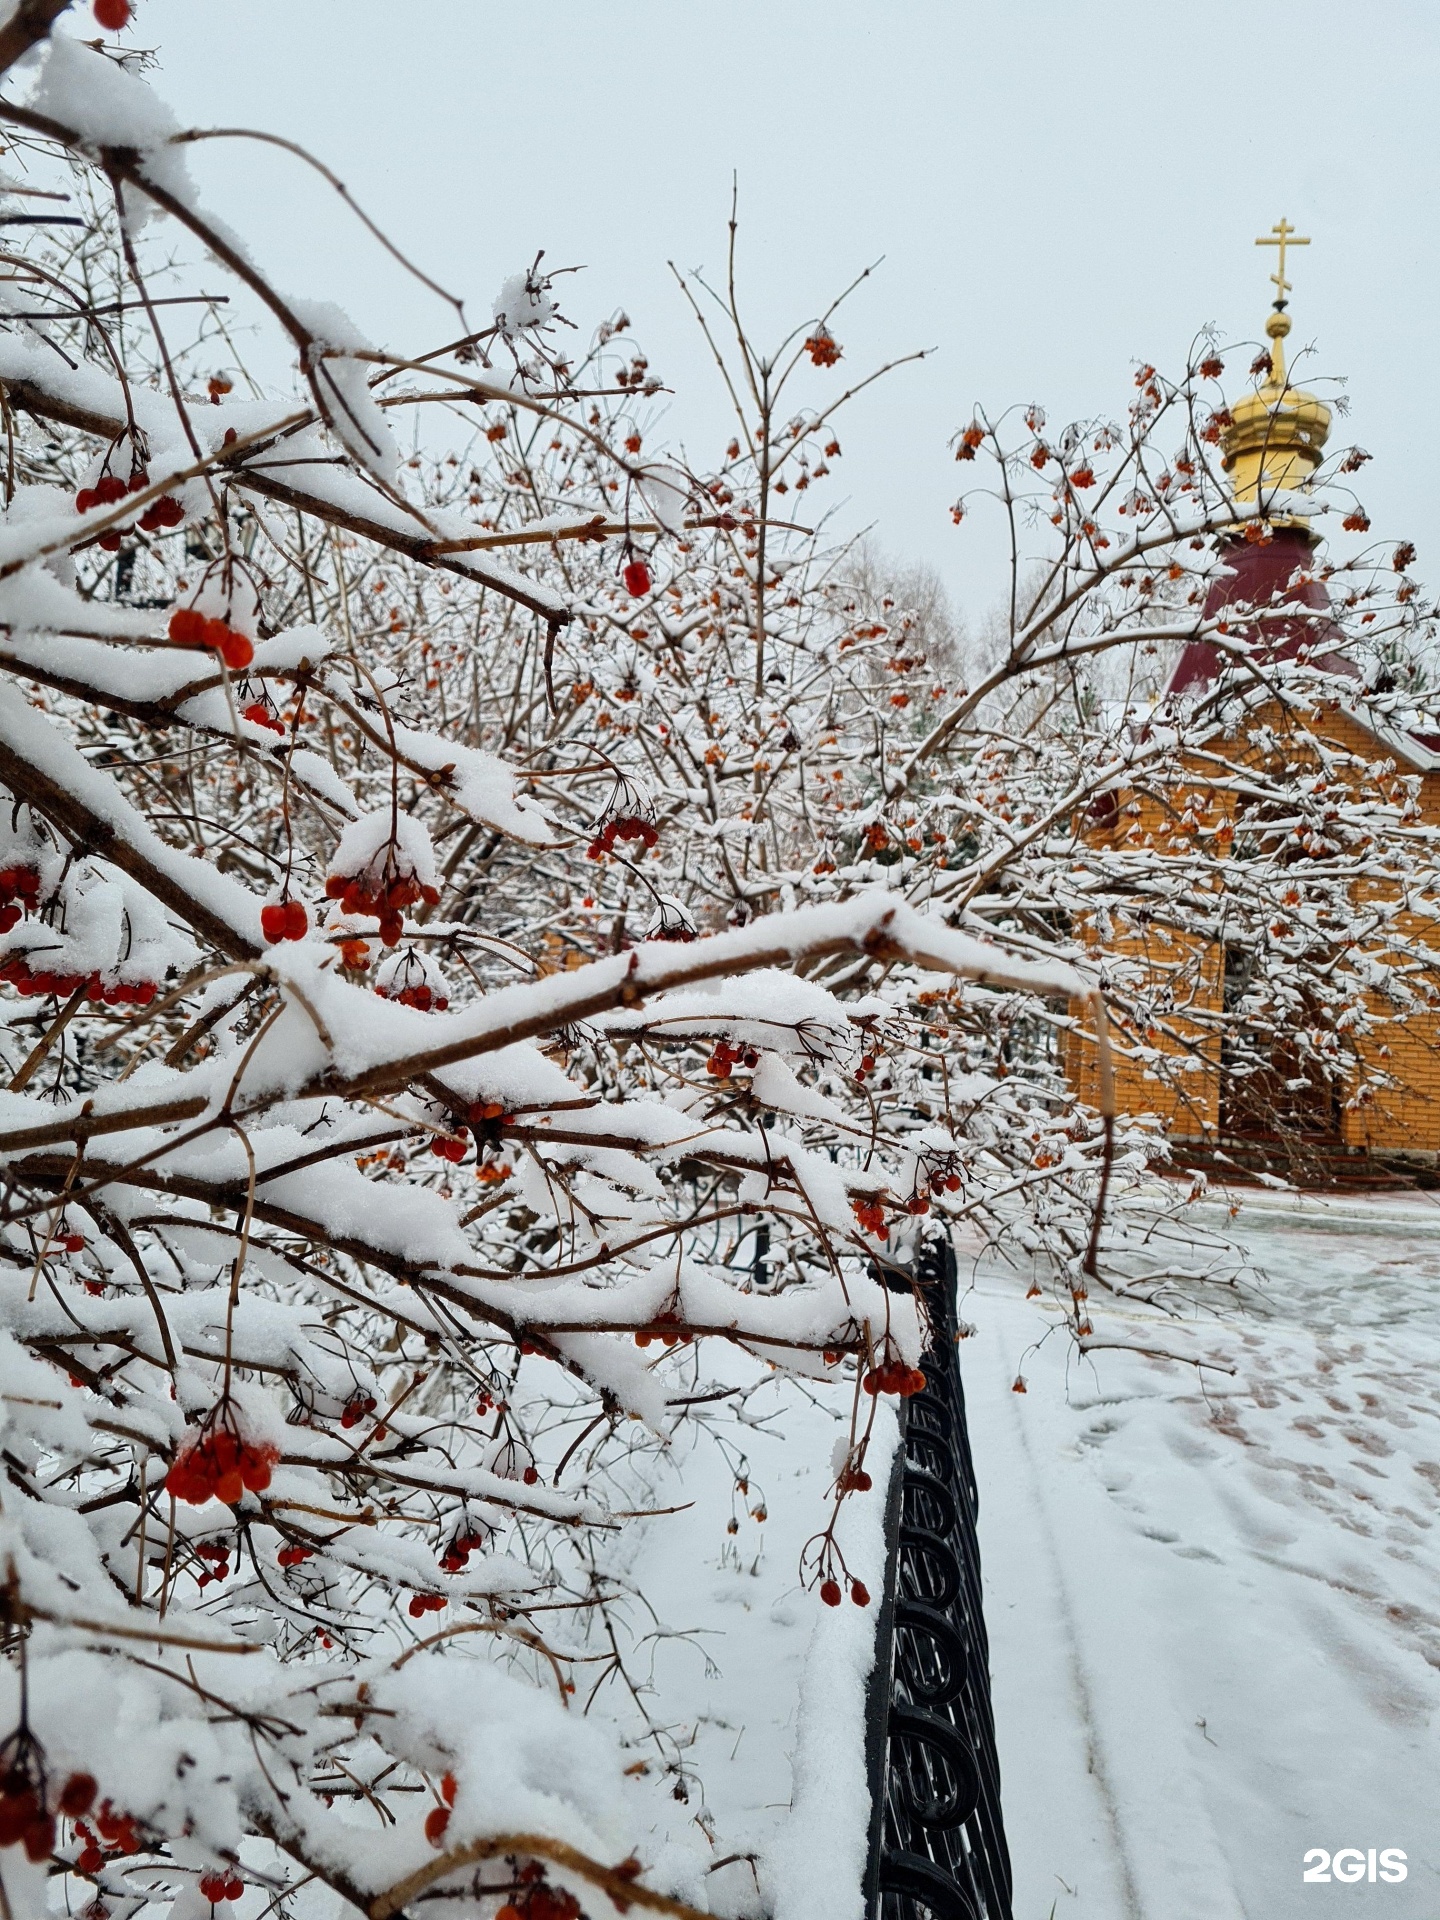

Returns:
1221,220,1331,525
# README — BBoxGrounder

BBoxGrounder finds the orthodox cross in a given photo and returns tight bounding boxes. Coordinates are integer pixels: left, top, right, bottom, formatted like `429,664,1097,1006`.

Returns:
1255,218,1310,308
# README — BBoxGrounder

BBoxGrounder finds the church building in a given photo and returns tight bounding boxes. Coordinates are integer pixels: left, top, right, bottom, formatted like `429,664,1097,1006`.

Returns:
1066,226,1440,1178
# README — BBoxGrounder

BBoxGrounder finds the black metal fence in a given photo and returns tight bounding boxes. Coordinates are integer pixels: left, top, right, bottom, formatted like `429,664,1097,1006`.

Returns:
863,1238,1013,1920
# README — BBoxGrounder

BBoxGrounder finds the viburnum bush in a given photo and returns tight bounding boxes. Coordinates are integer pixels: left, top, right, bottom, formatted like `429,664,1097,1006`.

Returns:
0,9,1120,1919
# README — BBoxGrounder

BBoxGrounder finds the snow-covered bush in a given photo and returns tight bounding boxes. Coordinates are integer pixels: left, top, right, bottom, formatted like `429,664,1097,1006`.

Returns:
0,10,1108,1917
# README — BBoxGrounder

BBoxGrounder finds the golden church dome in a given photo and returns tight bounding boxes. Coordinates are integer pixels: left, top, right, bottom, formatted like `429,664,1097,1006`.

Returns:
1220,221,1331,525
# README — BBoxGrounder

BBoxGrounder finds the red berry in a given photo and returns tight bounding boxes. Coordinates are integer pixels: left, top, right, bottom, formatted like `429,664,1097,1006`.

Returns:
225,1877,244,1902
239,1442,277,1492
220,629,254,671
441,1771,458,1806
850,1580,871,1607
168,607,206,645
283,899,308,940
622,559,651,597
260,903,288,944
819,1579,842,1607
93,0,131,30
22,1811,56,1862
424,1805,451,1846
62,1233,86,1253
59,1774,98,1818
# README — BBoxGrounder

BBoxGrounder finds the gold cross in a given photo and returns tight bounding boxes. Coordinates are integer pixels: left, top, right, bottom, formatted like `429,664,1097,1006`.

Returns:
1255,218,1310,307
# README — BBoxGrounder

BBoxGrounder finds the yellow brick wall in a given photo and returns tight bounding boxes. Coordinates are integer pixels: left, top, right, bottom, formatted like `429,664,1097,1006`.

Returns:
1065,697,1440,1155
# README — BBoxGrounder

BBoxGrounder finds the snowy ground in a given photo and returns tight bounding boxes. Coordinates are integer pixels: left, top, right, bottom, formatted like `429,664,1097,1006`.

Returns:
606,1371,900,1920
969,1187,1440,1920
233,1193,1439,1920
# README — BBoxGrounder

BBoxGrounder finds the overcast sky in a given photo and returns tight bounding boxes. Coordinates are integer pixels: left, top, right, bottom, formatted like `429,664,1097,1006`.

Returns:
129,0,1438,619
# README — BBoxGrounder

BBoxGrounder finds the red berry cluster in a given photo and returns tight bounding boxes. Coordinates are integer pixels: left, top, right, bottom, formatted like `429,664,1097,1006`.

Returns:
139,495,185,534
804,329,842,368
423,1771,459,1845
819,1577,870,1607
854,1050,879,1082
634,1308,692,1350
340,1391,377,1429
903,1165,963,1214
587,814,659,860
260,899,308,943
438,1526,488,1573
324,870,438,947
495,1868,583,1920
0,1770,51,1860
193,1539,231,1587
862,1362,927,1397
622,558,652,598
0,1757,98,1864
0,864,39,935
376,979,449,1011
707,1039,760,1079
75,1797,142,1874
165,1422,279,1505
199,1870,246,1905
851,1194,888,1238
277,1544,314,1568
241,701,284,734
74,468,168,549
430,1125,468,1162
407,1591,447,1619
923,1168,963,1196
0,957,156,1005
168,607,254,671
74,471,134,513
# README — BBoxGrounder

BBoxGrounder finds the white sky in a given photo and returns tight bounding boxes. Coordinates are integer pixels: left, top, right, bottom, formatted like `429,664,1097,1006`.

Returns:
132,0,1439,619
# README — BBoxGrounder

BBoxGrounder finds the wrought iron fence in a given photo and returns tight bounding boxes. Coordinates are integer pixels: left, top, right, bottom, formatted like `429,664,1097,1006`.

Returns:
863,1238,1013,1920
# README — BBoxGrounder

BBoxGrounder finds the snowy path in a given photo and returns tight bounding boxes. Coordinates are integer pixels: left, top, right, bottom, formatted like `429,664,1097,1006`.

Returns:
968,1192,1440,1920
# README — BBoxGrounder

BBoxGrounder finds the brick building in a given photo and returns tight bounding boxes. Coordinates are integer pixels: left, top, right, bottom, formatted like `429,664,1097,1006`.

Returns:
1065,247,1440,1174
